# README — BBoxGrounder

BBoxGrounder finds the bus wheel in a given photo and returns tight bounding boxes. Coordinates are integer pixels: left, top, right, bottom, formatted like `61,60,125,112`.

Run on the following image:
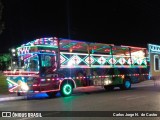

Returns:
46,92,57,98
60,83,73,97
121,80,131,90
104,85,114,91
17,92,21,96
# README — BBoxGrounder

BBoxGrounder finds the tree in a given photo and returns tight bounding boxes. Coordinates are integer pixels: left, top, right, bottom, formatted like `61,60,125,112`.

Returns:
0,54,11,70
0,0,4,34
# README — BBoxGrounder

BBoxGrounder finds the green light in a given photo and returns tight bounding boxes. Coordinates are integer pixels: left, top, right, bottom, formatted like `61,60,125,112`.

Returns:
17,45,57,50
35,45,58,48
63,84,72,95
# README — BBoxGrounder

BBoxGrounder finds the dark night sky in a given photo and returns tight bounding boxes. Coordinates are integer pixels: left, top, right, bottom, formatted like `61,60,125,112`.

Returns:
1,0,160,53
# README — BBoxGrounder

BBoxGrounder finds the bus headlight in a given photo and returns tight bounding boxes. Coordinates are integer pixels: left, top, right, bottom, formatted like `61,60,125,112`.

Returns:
21,83,29,91
104,78,112,85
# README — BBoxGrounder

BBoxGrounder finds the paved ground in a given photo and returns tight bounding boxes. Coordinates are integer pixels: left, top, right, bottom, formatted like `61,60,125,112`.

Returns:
0,80,160,120
0,80,156,102
0,79,157,102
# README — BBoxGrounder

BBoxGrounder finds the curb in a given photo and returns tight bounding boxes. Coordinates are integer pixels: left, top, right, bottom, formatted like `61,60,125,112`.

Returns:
0,96,26,102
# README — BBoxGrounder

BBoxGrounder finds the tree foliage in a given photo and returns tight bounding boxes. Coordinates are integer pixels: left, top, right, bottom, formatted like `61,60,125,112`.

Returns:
0,54,11,70
0,54,11,62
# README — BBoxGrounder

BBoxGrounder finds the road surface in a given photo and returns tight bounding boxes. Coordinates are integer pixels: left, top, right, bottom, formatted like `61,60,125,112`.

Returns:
0,80,160,120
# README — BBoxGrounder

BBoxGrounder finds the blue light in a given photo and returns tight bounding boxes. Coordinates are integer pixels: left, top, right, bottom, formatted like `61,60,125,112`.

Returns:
26,93,48,99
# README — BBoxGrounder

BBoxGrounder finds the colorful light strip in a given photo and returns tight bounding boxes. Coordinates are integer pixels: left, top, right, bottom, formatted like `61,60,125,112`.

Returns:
148,44,160,53
60,52,147,68
17,37,58,56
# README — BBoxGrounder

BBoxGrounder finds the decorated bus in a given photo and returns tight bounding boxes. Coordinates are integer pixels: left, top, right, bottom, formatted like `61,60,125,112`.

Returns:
3,37,151,97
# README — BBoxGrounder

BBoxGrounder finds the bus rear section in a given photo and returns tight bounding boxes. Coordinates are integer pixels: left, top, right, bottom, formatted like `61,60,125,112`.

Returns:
58,40,148,91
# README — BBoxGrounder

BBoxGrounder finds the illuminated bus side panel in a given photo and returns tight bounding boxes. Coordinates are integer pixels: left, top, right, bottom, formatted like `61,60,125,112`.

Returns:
6,76,37,93
6,76,61,93
58,67,148,87
60,52,147,68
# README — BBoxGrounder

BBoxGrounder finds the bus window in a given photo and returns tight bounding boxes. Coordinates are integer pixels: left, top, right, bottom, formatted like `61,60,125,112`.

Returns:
154,55,159,71
24,55,39,71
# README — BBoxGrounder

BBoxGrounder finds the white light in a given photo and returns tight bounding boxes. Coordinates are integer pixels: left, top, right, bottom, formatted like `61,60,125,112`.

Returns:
104,78,112,85
8,66,11,70
31,43,34,46
21,83,29,91
13,62,16,64
41,79,45,81
67,60,74,66
11,49,16,53
131,50,145,58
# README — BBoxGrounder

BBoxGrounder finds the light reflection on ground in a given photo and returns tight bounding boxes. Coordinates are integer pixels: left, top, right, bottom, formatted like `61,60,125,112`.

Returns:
25,92,61,100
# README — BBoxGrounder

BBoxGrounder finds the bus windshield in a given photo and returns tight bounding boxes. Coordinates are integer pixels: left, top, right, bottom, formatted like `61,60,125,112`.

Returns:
17,54,39,72
24,55,39,71
17,54,56,73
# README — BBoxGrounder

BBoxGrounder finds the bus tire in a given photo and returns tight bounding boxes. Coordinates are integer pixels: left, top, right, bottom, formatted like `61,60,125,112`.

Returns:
60,83,73,97
104,85,114,91
46,92,57,98
120,79,131,90
17,92,21,96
